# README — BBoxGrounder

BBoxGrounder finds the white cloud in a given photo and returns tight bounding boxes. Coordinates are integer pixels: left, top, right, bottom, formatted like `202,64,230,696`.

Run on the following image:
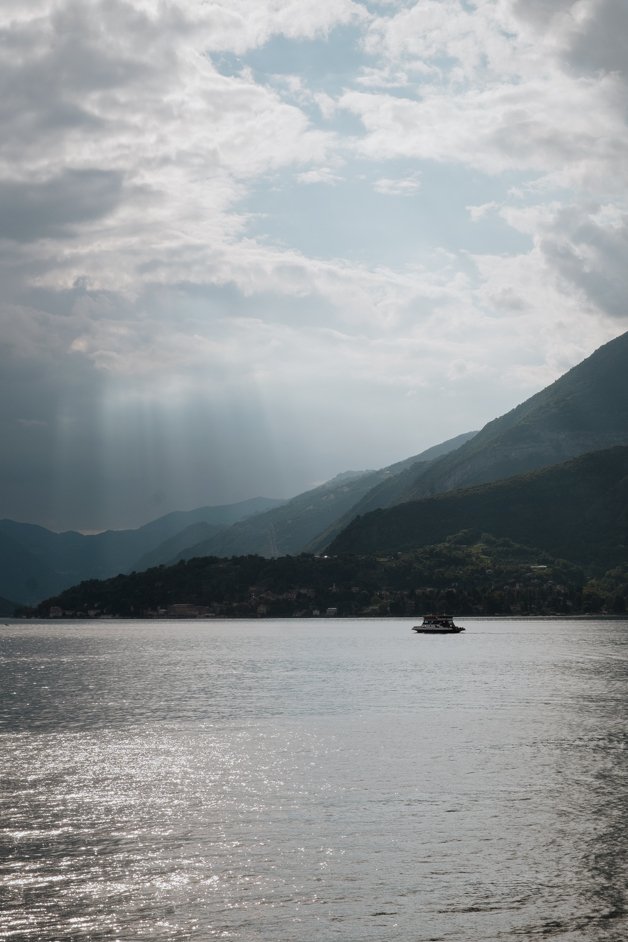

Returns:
1,0,627,528
191,0,368,54
353,0,628,194
364,0,518,79
0,1,341,301
373,173,422,195
296,167,343,185
341,66,627,192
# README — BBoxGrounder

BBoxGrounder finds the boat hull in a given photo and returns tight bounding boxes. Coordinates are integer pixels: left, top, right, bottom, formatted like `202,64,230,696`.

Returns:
413,613,464,634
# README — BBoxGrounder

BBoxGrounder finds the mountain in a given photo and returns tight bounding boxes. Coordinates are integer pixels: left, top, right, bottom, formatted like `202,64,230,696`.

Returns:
0,497,285,604
385,331,628,507
124,497,286,570
306,431,477,552
329,444,628,570
11,330,628,603
0,526,65,606
131,521,225,572
0,431,478,606
0,595,20,616
173,471,383,560
229,330,628,562
171,433,477,562
31,536,587,619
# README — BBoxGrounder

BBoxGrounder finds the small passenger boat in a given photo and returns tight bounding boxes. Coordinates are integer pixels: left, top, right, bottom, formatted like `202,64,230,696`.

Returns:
412,614,465,634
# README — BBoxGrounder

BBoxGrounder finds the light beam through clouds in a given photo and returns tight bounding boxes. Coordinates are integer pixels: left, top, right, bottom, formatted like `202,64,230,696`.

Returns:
1,0,626,529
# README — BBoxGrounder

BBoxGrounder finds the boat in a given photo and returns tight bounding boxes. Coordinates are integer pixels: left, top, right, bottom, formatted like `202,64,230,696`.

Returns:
412,614,465,634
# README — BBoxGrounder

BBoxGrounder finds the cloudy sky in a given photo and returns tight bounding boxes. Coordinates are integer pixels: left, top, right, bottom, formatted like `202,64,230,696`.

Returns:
2,0,627,531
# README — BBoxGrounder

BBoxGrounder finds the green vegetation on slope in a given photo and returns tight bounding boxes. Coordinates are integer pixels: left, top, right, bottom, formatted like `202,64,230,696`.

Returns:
28,534,616,618
329,445,628,570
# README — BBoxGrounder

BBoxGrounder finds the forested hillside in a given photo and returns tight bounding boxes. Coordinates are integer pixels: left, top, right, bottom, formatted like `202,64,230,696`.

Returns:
329,445,628,569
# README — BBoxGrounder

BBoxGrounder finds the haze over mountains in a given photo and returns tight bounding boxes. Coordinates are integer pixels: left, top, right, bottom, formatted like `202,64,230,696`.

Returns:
171,432,477,562
328,329,628,559
5,330,628,609
0,498,284,605
0,435,473,605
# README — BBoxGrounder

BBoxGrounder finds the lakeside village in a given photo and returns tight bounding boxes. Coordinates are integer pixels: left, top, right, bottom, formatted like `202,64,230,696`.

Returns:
27,536,626,620
37,564,595,620
47,600,343,619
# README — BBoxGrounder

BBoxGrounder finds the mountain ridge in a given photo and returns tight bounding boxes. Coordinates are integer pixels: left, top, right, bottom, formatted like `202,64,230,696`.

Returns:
392,331,628,506
171,433,477,563
5,329,628,606
328,443,628,570
0,496,285,604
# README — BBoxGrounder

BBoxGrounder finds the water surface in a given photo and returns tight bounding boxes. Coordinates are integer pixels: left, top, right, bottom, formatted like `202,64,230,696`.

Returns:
1,618,626,940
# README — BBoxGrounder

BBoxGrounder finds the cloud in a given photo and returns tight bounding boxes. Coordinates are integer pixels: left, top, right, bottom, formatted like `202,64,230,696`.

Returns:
345,1,628,192
472,196,628,323
537,204,628,320
564,0,628,78
1,0,627,529
296,167,343,185
340,75,627,190
193,0,368,54
0,1,341,303
373,173,422,195
0,170,124,242
364,0,516,79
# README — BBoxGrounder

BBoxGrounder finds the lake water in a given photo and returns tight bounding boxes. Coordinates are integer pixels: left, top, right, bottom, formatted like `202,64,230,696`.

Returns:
1,617,626,941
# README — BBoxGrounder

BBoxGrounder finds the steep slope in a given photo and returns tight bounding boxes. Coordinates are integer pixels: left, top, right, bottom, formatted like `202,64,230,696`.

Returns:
329,444,628,570
175,471,381,560
125,497,286,570
174,433,477,561
307,431,477,552
131,521,225,571
393,330,628,505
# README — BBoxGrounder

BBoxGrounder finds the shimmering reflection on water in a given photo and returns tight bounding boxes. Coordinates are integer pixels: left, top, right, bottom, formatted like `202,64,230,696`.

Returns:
0,618,626,941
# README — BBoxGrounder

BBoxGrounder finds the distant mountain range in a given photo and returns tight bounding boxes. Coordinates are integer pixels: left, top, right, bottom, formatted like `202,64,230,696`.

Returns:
170,432,477,562
6,329,628,609
0,433,475,606
0,595,18,617
0,497,284,605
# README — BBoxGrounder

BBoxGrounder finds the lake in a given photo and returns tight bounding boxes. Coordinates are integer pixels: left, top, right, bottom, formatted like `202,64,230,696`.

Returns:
1,617,626,941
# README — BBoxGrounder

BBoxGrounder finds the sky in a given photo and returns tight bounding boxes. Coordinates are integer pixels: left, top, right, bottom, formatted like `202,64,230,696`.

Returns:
2,0,628,532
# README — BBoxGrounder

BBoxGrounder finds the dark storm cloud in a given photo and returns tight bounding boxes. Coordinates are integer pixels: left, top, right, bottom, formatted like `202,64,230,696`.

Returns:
0,0,156,95
0,169,124,242
514,0,628,81
0,1,172,163
540,207,628,320
512,0,574,25
566,0,628,79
